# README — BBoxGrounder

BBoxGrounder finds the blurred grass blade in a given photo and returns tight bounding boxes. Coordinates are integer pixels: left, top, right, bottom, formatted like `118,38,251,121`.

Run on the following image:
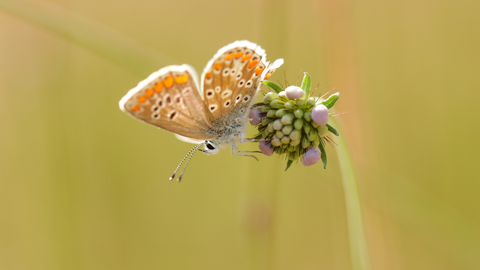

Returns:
0,0,176,76
330,118,372,270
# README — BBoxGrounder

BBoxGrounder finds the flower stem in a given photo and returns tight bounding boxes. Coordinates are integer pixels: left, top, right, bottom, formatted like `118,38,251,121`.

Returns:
330,118,371,270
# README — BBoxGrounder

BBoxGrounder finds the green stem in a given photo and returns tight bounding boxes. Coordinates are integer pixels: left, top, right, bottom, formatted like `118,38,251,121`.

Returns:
330,118,371,270
0,0,176,76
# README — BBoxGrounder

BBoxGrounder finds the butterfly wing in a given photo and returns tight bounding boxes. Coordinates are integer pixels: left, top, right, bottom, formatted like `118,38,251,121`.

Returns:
200,40,283,121
119,65,214,140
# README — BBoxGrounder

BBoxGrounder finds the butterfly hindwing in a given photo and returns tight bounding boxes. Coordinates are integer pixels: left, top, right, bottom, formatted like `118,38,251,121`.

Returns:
119,65,214,140
201,41,271,120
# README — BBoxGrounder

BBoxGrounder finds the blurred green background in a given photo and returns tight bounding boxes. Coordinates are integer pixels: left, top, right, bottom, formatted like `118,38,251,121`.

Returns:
1,0,479,269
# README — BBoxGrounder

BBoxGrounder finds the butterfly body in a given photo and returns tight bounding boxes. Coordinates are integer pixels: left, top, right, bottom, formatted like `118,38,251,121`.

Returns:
119,41,283,178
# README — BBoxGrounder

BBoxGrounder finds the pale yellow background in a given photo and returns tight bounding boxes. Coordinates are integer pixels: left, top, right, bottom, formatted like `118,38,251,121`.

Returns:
1,0,479,269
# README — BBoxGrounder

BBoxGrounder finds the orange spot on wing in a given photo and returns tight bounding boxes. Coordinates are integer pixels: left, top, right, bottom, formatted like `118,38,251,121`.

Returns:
234,52,243,59
145,88,154,97
181,74,189,83
265,73,271,80
154,81,163,92
255,67,264,75
164,76,174,88
241,55,252,63
214,62,223,70
131,105,140,112
175,74,186,84
248,60,259,69
137,96,147,103
206,72,212,79
225,53,234,60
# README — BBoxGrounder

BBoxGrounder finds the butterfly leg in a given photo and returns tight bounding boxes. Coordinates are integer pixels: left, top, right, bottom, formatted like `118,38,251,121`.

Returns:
231,143,259,161
238,132,265,143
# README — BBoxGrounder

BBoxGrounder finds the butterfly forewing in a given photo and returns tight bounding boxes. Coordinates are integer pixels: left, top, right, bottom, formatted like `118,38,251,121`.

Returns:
119,65,214,140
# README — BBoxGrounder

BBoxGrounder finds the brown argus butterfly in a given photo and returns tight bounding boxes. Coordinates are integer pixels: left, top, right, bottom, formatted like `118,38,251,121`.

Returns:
119,40,283,180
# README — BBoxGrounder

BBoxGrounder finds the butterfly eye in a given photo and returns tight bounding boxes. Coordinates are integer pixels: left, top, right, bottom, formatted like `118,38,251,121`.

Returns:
203,141,220,155
206,142,215,150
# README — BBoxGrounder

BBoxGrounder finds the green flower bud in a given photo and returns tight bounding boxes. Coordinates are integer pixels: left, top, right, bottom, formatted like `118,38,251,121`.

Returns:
261,106,270,113
296,99,305,107
311,120,319,128
308,130,317,141
303,123,311,134
278,91,287,99
273,119,283,130
282,125,293,135
267,122,275,133
270,99,285,109
275,130,284,139
275,109,288,118
263,92,278,104
294,109,304,118
302,136,310,149
290,139,301,147
317,125,329,137
261,118,271,126
266,109,277,118
281,136,291,145
312,136,320,147
304,111,312,122
262,128,270,138
271,137,282,146
284,101,295,110
294,118,304,130
289,129,301,141
281,113,295,125
307,97,316,106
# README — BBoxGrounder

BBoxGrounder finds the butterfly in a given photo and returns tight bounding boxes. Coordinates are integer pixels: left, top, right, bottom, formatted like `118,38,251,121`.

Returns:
119,40,283,181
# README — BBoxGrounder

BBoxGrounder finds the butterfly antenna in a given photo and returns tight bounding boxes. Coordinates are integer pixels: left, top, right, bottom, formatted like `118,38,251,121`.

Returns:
177,146,199,181
169,142,204,181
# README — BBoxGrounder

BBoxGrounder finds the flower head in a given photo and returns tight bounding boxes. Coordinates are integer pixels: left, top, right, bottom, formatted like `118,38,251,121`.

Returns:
251,72,340,170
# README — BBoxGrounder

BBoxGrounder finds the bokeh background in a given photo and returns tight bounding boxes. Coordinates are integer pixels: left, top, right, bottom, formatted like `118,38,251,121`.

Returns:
1,0,479,269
